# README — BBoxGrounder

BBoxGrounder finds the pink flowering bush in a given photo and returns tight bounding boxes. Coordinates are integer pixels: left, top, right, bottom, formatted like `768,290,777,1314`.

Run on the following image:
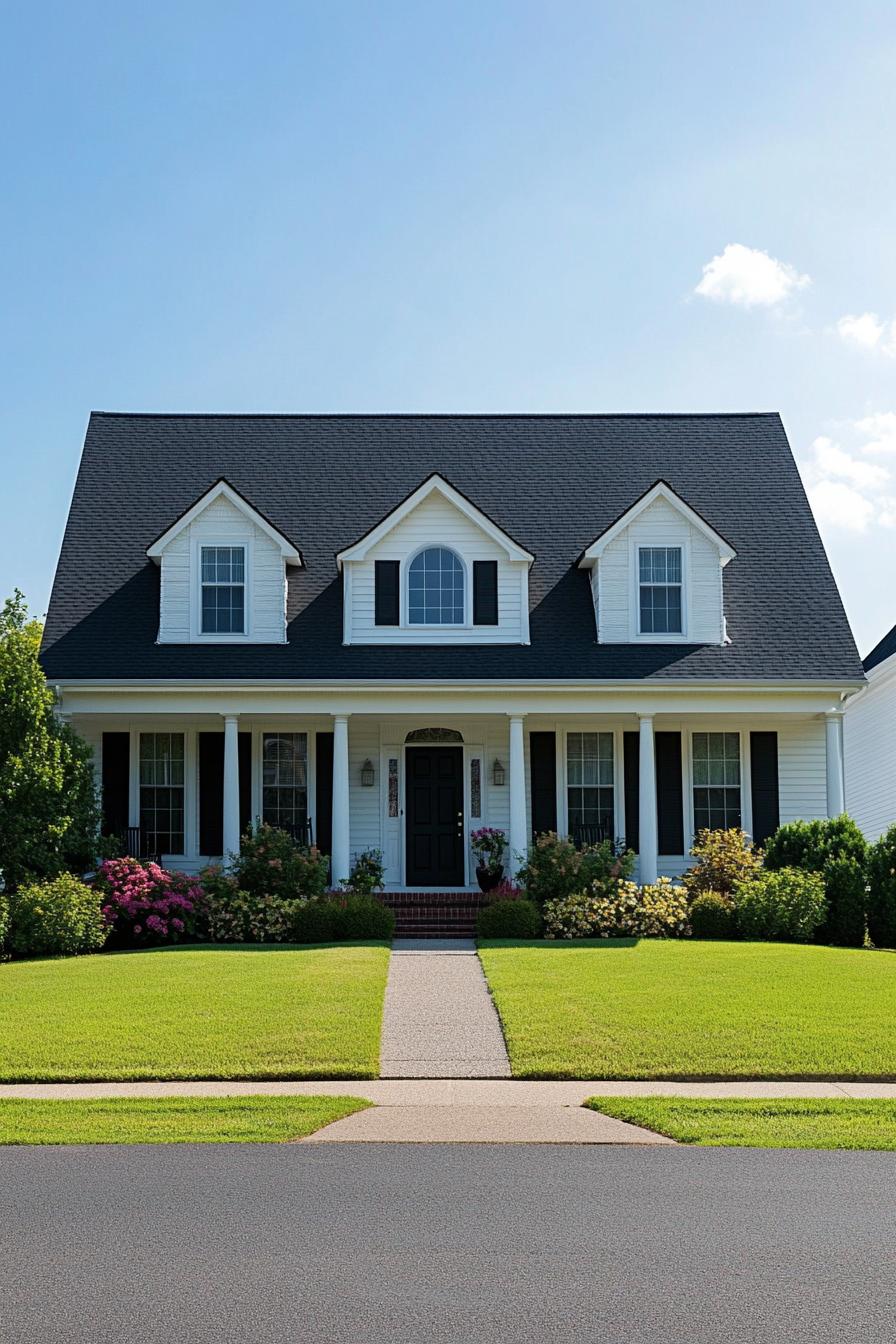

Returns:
95,857,204,946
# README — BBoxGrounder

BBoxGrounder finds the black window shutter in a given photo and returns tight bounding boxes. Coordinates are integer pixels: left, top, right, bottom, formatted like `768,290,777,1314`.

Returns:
101,732,130,838
655,732,684,855
374,560,400,625
198,733,224,856
530,732,557,838
473,560,498,625
623,732,640,853
239,733,252,840
316,731,334,862
750,732,780,845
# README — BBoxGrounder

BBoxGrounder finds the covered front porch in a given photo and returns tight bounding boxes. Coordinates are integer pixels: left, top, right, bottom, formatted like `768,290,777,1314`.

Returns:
65,684,848,889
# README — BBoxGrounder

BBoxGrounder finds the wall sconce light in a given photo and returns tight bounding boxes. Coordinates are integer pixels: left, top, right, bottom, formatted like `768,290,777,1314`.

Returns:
360,759,375,787
492,759,505,787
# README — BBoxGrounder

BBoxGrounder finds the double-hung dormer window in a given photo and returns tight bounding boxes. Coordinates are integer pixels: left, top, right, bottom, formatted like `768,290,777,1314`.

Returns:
200,545,246,634
638,546,683,635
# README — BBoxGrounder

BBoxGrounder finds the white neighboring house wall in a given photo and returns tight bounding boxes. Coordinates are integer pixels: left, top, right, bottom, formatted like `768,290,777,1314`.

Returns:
338,476,532,645
147,484,301,644
845,653,896,840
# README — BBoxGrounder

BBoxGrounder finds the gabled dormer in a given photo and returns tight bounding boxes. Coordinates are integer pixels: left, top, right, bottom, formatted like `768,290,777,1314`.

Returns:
336,473,534,645
147,479,302,644
578,480,736,645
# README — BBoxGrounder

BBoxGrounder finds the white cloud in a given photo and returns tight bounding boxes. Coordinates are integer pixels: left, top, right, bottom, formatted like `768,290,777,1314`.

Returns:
855,412,896,454
836,312,886,349
695,243,811,308
801,418,896,535
836,311,896,356
807,479,874,532
810,436,890,488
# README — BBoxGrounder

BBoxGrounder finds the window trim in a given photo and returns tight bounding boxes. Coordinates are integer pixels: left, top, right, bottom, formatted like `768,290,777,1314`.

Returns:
637,545,684,637
199,543,247,637
629,537,691,642
402,545,471,630
689,729,743,836
190,536,253,643
564,729,616,840
138,730,186,857
260,731,309,835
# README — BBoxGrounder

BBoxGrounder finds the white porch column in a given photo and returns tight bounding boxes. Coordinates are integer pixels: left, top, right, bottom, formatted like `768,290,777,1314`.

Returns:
332,714,351,884
638,714,658,885
222,714,241,866
825,710,845,818
509,714,527,877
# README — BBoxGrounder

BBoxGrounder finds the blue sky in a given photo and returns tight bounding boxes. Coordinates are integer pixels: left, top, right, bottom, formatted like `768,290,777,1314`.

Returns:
2,1,895,654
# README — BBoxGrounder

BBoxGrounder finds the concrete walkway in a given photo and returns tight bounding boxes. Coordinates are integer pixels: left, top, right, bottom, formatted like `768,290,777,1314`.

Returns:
378,938,512,1078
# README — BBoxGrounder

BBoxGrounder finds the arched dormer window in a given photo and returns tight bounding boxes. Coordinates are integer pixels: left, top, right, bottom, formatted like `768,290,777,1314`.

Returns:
407,547,465,625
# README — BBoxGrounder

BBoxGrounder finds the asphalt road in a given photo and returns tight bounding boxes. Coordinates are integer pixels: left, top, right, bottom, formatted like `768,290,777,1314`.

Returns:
1,1144,893,1343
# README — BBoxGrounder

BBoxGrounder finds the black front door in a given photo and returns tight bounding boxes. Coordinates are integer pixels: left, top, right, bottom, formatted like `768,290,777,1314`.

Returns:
406,746,465,887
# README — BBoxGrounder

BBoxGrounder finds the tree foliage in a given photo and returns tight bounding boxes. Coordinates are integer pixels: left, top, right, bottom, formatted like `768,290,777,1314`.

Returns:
0,591,98,889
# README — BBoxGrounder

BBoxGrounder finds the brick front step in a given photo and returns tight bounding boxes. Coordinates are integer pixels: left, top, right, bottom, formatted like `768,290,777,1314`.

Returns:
377,891,490,937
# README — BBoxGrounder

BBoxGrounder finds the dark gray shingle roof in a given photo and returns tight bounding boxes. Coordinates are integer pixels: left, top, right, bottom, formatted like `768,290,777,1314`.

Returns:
40,412,863,683
863,623,896,673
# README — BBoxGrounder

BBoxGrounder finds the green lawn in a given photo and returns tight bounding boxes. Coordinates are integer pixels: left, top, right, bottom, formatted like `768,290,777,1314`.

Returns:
477,940,896,1079
0,944,391,1081
586,1096,896,1149
0,1095,370,1144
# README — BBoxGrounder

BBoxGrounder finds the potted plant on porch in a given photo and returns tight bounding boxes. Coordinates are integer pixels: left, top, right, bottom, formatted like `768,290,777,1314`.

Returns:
471,827,508,893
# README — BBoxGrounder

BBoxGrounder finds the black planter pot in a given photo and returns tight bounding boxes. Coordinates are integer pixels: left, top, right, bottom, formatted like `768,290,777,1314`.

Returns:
476,864,504,894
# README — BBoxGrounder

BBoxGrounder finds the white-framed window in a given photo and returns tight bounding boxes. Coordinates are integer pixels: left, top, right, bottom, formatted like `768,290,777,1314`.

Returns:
262,733,308,837
638,546,683,635
692,731,741,832
200,545,246,634
566,731,615,840
139,732,185,855
407,547,465,625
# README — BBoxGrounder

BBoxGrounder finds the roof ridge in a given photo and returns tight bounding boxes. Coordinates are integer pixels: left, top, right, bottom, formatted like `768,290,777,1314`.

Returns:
89,410,784,421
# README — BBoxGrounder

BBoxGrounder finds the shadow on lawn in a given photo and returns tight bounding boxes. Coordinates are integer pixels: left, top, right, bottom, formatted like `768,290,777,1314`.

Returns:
104,941,391,956
481,937,641,950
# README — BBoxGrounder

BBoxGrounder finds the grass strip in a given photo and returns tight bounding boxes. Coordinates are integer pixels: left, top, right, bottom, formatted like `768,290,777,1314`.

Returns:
477,940,896,1079
585,1096,896,1149
0,1095,371,1144
0,944,391,1081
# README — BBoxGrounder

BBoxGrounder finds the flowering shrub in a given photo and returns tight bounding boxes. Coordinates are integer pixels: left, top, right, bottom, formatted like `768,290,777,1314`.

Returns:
487,879,523,902
96,858,203,946
9,874,107,958
204,884,293,943
470,827,507,873
0,893,9,954
683,828,762,901
543,877,689,940
518,832,634,905
734,867,827,943
340,849,385,897
231,823,329,902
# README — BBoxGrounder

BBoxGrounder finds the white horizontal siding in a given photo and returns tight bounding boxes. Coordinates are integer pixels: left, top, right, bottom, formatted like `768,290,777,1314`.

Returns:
348,719,382,864
597,497,724,645
777,718,828,824
157,495,286,643
346,492,526,644
845,665,896,840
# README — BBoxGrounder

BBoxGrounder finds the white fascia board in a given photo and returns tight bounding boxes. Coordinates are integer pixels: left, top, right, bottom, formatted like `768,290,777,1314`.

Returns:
336,474,534,568
577,481,736,569
146,480,302,565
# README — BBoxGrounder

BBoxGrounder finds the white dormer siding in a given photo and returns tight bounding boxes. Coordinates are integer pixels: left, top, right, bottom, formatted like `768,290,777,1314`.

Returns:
337,475,533,646
345,491,529,644
579,482,734,646
154,494,291,644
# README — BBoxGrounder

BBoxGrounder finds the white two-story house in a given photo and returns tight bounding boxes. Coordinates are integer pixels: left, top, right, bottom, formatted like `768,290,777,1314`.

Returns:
41,412,864,889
